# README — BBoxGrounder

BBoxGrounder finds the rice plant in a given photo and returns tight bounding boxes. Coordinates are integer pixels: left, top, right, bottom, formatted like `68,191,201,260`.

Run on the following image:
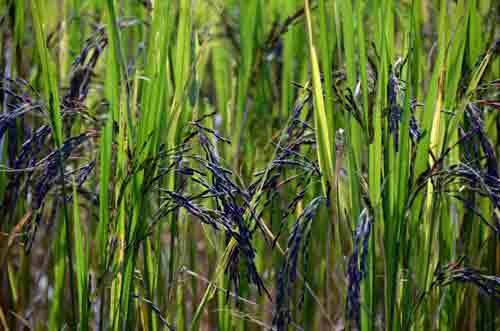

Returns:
1,0,499,330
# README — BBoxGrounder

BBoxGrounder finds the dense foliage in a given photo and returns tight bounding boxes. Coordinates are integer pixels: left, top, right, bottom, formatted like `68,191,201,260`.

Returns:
1,0,499,330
